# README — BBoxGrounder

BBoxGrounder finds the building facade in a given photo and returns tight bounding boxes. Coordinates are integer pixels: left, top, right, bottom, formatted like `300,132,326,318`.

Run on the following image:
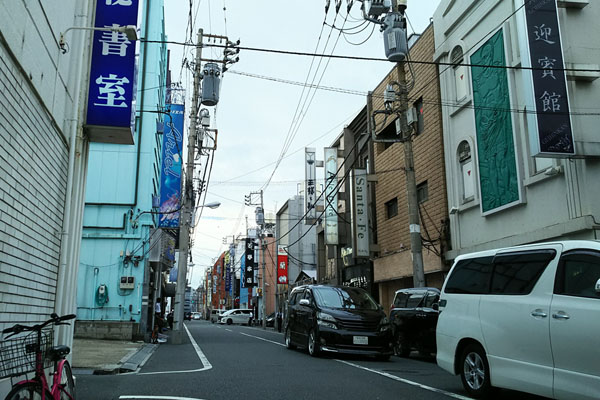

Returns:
433,0,600,259
76,0,168,340
372,25,449,309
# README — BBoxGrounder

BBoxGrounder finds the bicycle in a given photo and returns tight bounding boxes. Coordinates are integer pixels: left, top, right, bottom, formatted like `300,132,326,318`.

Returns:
0,313,76,400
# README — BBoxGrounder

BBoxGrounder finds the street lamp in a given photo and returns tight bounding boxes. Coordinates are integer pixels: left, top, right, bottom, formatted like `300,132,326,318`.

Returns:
202,201,221,209
59,25,138,54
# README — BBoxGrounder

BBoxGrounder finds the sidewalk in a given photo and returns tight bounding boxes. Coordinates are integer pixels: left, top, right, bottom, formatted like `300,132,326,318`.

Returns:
72,338,157,375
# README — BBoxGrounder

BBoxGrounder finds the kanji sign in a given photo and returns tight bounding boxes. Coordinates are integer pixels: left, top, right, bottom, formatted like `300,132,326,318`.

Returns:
524,0,574,156
277,245,288,284
86,0,139,143
244,238,256,287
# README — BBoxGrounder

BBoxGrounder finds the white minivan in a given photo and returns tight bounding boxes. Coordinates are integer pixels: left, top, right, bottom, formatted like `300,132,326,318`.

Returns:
437,240,600,399
218,309,253,325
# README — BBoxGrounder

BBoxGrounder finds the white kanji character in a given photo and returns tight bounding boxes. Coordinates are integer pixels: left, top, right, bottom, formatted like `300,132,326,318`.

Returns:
106,0,132,5
538,56,557,80
94,74,129,108
533,24,555,45
99,24,131,57
540,91,561,112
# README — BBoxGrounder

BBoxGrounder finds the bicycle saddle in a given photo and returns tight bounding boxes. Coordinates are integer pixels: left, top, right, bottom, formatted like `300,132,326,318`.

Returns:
47,345,70,361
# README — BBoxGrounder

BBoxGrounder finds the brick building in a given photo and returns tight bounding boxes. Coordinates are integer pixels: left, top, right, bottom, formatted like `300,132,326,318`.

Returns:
372,24,450,309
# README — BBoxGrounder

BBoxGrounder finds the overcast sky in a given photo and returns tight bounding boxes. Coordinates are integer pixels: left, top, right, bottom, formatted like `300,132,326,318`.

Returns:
163,0,442,288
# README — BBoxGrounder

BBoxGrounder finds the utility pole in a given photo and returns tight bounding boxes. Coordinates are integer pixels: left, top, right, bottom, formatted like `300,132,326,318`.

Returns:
245,190,267,329
391,1,425,288
172,29,203,344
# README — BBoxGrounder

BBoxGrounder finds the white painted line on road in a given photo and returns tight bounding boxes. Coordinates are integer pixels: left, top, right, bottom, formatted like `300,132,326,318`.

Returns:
133,325,212,376
225,328,232,332
336,360,472,400
120,396,205,399
240,332,285,347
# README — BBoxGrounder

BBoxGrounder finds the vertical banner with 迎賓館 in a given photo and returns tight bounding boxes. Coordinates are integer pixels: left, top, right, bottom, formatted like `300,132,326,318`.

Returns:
524,0,574,156
277,245,288,284
305,148,317,223
324,148,338,244
225,252,231,294
158,103,185,227
471,30,520,215
86,0,139,141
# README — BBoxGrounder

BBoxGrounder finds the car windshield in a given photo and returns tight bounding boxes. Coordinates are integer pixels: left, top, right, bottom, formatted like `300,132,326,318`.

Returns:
221,310,233,316
312,287,379,310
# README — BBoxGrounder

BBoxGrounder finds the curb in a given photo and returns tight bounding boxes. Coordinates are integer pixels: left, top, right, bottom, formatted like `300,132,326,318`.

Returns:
93,343,158,375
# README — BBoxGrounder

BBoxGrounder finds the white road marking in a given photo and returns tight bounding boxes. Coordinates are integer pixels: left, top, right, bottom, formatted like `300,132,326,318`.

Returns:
225,328,232,332
335,360,472,400
120,397,205,400
240,331,471,400
132,325,212,376
240,332,285,347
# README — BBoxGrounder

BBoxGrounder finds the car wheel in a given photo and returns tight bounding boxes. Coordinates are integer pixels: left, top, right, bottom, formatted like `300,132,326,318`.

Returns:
227,318,233,325
285,327,296,350
307,329,320,357
394,333,411,357
460,343,493,399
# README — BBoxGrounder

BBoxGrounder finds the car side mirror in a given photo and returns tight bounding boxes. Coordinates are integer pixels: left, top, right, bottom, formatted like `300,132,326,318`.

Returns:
299,299,310,306
432,303,439,311
595,278,600,293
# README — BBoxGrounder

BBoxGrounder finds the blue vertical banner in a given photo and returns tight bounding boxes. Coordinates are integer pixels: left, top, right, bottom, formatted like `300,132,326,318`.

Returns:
86,0,139,140
158,104,185,227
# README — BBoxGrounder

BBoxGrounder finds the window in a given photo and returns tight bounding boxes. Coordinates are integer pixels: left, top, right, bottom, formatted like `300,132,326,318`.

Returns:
445,257,494,294
458,140,475,201
406,291,426,308
451,45,468,100
417,181,428,203
313,286,379,310
289,290,303,305
385,198,398,219
490,250,556,295
413,97,424,135
555,251,600,299
393,291,409,308
424,292,440,308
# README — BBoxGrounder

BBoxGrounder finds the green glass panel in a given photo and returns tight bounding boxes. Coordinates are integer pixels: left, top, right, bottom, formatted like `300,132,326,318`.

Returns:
471,30,519,213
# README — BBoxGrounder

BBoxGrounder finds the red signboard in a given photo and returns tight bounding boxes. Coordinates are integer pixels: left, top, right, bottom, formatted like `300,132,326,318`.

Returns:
277,245,288,284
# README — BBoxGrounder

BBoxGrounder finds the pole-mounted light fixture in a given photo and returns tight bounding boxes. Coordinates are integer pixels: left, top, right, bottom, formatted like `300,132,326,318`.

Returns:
59,25,138,54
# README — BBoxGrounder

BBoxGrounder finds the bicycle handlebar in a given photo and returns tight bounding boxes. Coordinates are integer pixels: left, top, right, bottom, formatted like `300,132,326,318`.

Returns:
2,314,77,336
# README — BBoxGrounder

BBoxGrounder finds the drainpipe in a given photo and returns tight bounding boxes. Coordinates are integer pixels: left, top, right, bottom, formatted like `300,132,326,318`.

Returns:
55,0,92,351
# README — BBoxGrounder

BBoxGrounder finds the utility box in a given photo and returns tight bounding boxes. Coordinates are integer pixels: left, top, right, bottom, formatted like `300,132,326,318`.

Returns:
120,276,135,290
383,13,408,62
201,63,221,106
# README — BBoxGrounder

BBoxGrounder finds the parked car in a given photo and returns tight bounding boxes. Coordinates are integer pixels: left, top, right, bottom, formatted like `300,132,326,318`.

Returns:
284,285,393,360
437,240,600,399
218,309,253,325
184,311,192,321
266,312,275,327
389,287,439,357
191,312,202,320
210,309,225,323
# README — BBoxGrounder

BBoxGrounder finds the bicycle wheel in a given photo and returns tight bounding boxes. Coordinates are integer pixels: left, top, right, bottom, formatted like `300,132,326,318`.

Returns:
5,382,51,400
58,360,76,400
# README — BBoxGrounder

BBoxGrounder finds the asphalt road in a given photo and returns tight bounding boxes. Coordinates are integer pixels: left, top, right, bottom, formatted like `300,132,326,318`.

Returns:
75,320,547,400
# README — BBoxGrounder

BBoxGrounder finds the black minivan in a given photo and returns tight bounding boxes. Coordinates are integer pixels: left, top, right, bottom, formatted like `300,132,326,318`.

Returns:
389,287,440,357
284,285,393,360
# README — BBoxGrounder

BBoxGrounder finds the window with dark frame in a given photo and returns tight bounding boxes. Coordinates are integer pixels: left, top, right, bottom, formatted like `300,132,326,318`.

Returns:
417,181,428,203
413,97,424,135
385,198,398,219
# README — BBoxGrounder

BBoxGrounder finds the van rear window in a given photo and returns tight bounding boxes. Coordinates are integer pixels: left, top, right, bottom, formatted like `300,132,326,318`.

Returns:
444,257,493,294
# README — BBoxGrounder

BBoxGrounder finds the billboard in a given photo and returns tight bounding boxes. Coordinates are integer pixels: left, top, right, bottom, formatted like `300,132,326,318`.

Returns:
351,169,370,257
524,0,574,156
244,238,256,287
305,148,317,222
324,148,338,245
158,104,185,227
277,245,288,284
85,0,139,141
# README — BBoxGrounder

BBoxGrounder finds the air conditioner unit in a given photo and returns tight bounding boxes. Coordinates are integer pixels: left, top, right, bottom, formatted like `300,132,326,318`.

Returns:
120,276,135,290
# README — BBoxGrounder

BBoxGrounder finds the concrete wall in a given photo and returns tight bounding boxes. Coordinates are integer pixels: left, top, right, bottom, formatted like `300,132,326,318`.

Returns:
74,320,137,341
433,0,600,259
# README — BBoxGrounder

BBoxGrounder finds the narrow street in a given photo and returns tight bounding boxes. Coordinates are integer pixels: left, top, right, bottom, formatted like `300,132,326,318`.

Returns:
75,321,545,400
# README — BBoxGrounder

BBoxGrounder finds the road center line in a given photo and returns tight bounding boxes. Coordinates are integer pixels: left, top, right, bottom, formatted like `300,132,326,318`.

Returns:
133,324,212,376
335,360,472,400
240,332,285,347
